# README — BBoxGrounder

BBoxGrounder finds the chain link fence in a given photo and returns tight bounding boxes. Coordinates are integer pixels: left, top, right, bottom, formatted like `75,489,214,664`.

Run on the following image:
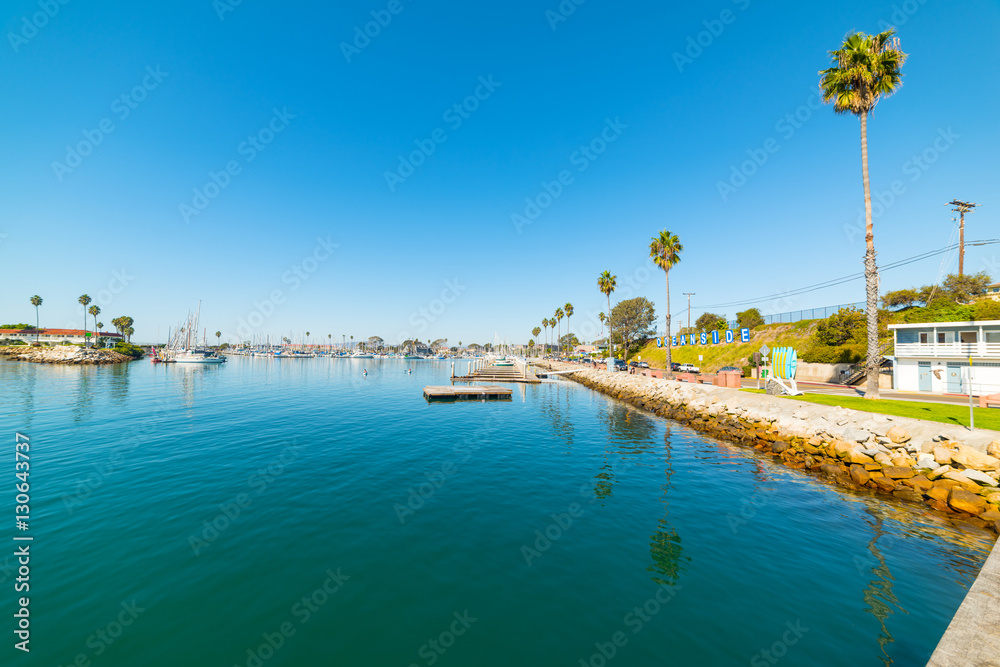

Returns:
726,301,866,329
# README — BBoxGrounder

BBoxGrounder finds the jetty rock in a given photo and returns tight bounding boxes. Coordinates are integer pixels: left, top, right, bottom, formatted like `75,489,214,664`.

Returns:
0,346,132,365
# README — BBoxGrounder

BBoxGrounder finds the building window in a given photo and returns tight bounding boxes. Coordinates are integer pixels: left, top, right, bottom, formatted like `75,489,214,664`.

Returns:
986,331,1000,343
937,331,955,344
960,331,978,344
919,332,929,344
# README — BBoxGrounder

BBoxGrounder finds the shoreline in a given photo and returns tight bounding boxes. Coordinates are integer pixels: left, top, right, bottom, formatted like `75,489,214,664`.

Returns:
537,361,1000,537
0,346,133,365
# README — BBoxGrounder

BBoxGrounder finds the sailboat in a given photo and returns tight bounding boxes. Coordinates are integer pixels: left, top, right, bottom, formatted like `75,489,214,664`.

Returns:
165,303,226,364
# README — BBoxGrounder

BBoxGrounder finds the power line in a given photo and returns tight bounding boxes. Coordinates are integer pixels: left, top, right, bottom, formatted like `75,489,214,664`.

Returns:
693,239,1000,311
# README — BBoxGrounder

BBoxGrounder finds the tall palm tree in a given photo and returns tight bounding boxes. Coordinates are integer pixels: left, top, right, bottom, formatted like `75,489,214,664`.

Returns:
29,295,42,343
306,331,310,349
564,303,574,355
88,305,101,345
78,294,92,347
328,333,332,352
532,326,541,356
554,308,564,356
598,312,605,341
541,318,549,354
821,28,906,400
650,230,683,376
215,331,222,347
598,271,617,360
96,322,103,335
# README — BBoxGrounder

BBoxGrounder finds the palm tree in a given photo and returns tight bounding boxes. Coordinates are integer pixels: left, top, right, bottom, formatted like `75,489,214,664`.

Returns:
306,331,310,349
598,312,605,341
328,333,332,352
88,305,101,345
215,330,222,347
821,28,906,400
124,326,134,343
532,327,541,356
541,318,549,355
96,322,103,335
564,303,574,355
598,271,617,360
650,230,683,376
29,295,42,343
78,295,92,347
554,308,564,356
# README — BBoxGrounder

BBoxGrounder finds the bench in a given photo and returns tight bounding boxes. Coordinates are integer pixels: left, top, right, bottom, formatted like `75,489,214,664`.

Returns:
979,393,1000,409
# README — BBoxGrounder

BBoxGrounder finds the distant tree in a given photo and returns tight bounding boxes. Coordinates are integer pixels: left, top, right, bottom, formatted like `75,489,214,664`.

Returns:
215,331,222,347
649,229,682,374
29,295,42,343
531,327,541,355
559,333,580,349
695,312,726,333
88,305,100,342
124,327,134,343
974,298,1000,320
563,303,574,355
610,297,656,360
554,308,564,355
942,271,992,303
598,271,617,357
598,312,605,340
880,288,919,309
736,307,764,329
369,336,385,349
96,322,103,332
78,295,92,347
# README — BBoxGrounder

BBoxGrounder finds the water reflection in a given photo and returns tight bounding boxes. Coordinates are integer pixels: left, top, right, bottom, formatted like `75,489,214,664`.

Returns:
647,427,687,585
538,380,575,451
72,367,96,423
107,362,131,406
860,511,903,665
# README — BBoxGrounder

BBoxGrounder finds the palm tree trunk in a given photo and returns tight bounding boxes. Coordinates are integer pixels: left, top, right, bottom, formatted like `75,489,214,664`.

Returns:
860,112,880,399
35,307,39,343
606,295,613,361
665,271,673,377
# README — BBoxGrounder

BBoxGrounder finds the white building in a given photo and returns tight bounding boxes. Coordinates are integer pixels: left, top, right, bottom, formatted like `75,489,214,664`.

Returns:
0,328,122,346
890,320,1000,395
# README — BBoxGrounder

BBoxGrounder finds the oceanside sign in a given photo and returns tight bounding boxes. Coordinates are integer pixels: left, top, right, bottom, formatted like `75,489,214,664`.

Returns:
655,328,751,348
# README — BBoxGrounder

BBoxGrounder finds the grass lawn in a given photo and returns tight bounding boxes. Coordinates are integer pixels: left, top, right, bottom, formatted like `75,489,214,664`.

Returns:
739,389,1000,431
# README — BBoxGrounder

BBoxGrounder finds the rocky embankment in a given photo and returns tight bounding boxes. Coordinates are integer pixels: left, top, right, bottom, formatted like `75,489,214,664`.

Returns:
0,346,133,364
540,362,1000,535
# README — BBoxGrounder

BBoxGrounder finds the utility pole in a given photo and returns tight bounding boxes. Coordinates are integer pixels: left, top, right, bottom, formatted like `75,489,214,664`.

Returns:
947,200,979,275
683,293,695,333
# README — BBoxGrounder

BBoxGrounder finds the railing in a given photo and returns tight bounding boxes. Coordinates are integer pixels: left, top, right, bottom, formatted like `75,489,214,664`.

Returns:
896,342,996,358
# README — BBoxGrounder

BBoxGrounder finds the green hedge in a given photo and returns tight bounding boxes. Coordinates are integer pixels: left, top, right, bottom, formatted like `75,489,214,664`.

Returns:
112,342,145,359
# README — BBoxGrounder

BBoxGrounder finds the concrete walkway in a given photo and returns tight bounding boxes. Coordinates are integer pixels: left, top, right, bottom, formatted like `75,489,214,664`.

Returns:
928,537,1000,666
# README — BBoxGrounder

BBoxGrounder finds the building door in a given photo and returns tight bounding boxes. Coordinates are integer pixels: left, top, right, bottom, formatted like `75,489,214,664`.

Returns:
946,362,963,393
918,362,931,392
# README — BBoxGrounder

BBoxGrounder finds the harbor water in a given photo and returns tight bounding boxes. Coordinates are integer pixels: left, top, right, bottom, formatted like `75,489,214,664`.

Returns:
1,357,994,666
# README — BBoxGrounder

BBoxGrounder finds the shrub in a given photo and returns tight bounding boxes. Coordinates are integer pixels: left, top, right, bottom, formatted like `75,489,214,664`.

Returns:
800,343,864,364
112,342,145,359
973,299,1000,320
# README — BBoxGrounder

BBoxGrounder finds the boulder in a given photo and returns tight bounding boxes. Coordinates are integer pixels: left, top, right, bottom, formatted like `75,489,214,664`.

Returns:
850,465,871,486
872,477,897,492
962,469,999,487
988,440,1000,459
915,454,938,470
848,451,875,465
903,475,933,492
933,447,953,465
943,470,976,486
771,441,790,454
979,509,1000,523
887,426,910,443
883,466,915,480
841,427,871,443
927,487,950,503
927,465,952,481
948,489,987,515
950,445,1000,472
893,487,925,503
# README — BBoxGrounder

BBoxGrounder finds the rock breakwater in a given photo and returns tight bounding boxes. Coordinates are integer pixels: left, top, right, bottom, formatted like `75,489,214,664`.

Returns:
0,346,133,365
540,362,1000,536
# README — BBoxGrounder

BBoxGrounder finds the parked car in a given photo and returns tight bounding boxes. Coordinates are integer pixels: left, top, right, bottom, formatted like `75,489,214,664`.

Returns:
678,363,700,373
638,361,650,368
628,361,639,368
611,359,628,371
717,366,744,377
670,362,681,372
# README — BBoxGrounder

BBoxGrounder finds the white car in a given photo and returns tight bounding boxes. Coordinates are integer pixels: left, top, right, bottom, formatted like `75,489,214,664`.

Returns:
678,363,700,373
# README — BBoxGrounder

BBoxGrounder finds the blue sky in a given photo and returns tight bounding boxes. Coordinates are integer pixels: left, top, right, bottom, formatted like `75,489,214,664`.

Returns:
3,0,998,345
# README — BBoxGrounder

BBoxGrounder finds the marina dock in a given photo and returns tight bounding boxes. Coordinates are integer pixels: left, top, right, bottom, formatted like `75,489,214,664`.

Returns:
423,385,513,401
451,358,541,384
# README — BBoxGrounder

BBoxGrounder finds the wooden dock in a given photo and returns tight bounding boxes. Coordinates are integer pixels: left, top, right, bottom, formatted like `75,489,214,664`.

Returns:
452,360,541,384
423,385,513,401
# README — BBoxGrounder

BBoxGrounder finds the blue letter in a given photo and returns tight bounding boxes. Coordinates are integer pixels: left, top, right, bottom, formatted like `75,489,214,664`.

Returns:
725,330,734,343
712,330,720,344
740,328,750,343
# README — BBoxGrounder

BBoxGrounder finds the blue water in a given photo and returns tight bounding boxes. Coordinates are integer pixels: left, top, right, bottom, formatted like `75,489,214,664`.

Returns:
1,357,993,666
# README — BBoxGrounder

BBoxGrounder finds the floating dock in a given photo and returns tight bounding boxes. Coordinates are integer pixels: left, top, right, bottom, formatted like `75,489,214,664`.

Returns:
423,385,513,401
451,359,541,384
